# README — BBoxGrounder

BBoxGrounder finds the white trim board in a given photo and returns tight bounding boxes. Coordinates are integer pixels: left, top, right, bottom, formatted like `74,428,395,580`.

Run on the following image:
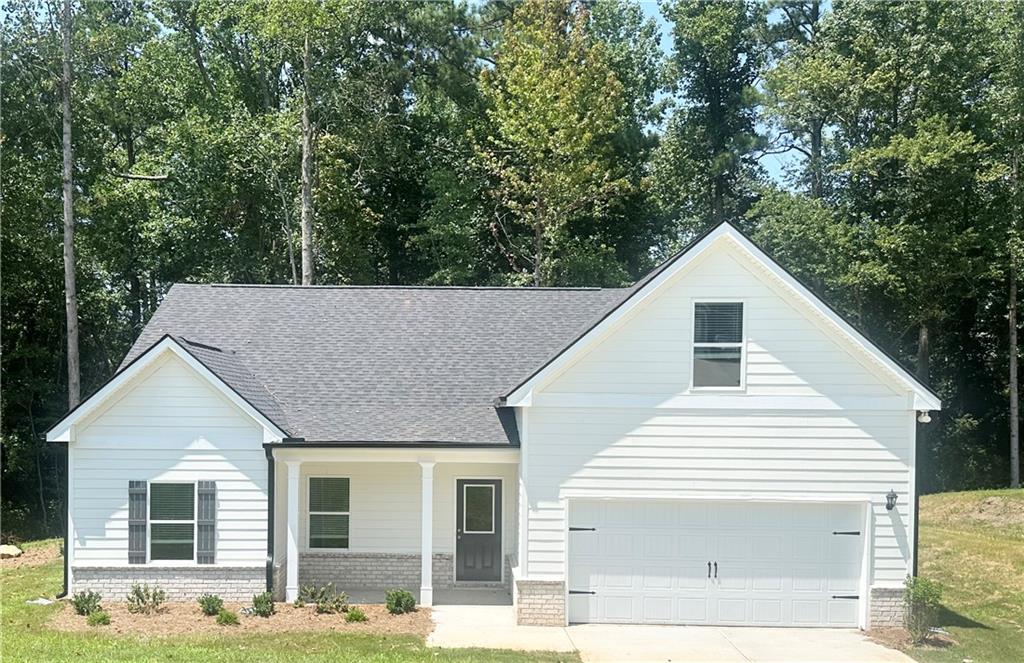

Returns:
503,223,941,411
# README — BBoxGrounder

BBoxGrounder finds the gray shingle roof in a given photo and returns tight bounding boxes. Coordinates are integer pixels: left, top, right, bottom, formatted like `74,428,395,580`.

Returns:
123,284,625,445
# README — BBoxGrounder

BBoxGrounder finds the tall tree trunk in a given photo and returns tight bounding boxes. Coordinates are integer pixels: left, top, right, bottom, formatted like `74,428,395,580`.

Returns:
61,0,80,408
300,34,314,286
1011,153,1021,489
917,322,930,385
1010,266,1020,489
532,220,542,287
809,117,823,198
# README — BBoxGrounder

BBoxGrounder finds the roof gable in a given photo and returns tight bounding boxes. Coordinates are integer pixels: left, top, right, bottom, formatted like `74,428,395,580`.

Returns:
502,221,941,411
46,335,290,443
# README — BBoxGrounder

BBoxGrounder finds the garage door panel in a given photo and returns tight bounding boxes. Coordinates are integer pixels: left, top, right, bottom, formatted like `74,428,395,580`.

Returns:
568,500,864,627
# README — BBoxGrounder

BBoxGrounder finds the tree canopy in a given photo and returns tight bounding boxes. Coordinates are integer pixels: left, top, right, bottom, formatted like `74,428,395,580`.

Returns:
1,0,1021,537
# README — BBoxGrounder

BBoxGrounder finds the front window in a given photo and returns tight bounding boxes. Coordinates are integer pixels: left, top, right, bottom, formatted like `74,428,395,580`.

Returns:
150,483,195,561
308,477,350,549
692,302,744,388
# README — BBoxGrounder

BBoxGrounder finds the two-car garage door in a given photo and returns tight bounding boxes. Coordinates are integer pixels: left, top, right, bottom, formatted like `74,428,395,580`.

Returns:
568,500,864,627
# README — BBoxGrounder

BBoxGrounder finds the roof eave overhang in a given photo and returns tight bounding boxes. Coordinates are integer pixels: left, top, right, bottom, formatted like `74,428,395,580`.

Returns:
46,335,290,443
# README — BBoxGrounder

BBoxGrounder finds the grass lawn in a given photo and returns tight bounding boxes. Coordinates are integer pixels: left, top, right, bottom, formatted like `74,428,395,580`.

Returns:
910,489,1024,663
0,540,577,663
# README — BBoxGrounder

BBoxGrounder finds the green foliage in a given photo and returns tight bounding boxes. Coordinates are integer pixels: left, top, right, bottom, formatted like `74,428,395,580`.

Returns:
216,608,240,626
126,584,166,615
251,591,275,617
385,589,416,615
86,610,110,626
198,594,224,616
345,606,368,623
474,0,633,286
71,590,102,616
904,575,944,644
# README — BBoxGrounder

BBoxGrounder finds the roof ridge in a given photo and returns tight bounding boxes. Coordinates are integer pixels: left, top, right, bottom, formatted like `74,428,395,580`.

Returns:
195,283,620,292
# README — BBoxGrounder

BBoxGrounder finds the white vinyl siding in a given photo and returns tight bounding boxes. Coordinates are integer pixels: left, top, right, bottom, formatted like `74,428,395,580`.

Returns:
71,353,267,568
274,461,517,558
524,241,916,590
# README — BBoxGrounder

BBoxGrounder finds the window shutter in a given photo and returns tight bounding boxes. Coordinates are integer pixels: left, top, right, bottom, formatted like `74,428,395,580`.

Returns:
128,481,147,564
197,481,216,564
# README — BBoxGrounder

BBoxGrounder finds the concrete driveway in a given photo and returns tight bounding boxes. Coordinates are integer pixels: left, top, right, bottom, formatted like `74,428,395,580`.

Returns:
429,605,913,662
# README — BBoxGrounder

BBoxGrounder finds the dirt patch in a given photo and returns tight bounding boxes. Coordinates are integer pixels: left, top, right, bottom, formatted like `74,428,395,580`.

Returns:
923,493,1024,536
0,542,61,569
50,601,432,638
868,627,957,652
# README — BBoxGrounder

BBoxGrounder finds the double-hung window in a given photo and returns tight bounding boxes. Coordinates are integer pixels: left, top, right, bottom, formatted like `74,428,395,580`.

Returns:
308,477,350,549
149,482,196,561
692,301,745,389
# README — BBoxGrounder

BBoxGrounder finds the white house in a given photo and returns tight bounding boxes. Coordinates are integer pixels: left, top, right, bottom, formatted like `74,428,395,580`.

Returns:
47,221,939,629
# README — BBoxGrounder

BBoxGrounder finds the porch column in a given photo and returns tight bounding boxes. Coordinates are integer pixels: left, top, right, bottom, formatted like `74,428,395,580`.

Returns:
285,460,301,602
419,461,436,607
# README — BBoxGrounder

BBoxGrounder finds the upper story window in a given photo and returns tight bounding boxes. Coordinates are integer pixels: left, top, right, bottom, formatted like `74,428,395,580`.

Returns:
692,302,744,389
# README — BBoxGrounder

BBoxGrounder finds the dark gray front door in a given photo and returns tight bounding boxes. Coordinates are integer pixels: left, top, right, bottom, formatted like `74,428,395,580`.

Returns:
456,479,502,582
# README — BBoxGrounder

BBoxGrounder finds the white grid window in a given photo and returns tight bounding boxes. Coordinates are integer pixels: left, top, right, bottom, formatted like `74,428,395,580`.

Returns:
692,302,744,388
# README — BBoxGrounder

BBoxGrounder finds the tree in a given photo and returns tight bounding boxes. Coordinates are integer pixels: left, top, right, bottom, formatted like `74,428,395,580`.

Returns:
654,0,764,232
475,0,630,287
61,0,80,408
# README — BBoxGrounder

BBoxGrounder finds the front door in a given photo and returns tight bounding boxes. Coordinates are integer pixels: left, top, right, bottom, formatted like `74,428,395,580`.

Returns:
456,479,502,582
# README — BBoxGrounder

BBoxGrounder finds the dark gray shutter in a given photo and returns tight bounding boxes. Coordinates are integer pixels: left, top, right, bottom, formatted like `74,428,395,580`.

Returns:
197,481,216,564
128,481,147,564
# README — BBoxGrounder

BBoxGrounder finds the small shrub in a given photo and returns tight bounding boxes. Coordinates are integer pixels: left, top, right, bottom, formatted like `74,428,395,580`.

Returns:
385,588,415,615
251,591,275,617
299,583,347,614
198,594,223,616
904,575,943,644
216,608,239,626
87,610,111,626
71,590,102,616
126,583,166,614
345,606,368,623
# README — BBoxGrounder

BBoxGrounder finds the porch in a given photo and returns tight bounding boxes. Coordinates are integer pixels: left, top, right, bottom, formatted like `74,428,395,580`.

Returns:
269,445,519,607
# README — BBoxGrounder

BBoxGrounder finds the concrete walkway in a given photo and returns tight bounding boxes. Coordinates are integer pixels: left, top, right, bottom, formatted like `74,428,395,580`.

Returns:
428,605,914,662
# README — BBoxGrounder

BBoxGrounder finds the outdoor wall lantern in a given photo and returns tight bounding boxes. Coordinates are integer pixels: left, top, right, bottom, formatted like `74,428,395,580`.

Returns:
885,489,898,511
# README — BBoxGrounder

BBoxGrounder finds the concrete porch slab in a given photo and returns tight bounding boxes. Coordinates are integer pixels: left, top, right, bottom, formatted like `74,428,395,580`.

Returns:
345,587,511,607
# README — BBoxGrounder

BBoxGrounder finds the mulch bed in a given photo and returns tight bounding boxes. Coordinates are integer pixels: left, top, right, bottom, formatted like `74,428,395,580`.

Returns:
50,602,433,637
867,627,956,651
0,542,61,569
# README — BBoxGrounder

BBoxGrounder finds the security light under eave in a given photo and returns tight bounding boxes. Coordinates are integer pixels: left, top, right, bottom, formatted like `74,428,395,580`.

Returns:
917,410,932,423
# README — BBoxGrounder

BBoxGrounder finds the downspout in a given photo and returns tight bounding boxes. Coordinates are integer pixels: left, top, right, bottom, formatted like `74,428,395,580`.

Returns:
56,441,69,598
265,444,275,593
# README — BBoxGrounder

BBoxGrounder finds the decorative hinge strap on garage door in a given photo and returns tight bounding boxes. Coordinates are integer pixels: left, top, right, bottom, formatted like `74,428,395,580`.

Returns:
569,590,596,595
569,527,596,531
197,481,216,564
832,531,861,535
831,595,859,599
128,481,147,564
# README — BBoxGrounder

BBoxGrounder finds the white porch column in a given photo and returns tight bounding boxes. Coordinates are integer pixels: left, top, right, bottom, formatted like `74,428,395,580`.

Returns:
419,461,436,607
285,460,301,602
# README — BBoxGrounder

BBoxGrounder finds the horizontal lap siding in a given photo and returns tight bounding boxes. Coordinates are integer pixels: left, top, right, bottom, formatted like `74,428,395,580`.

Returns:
526,244,915,587
273,462,517,558
73,354,267,567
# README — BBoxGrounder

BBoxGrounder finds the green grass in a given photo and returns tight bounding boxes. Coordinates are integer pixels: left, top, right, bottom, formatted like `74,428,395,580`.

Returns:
0,540,576,663
910,489,1024,663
